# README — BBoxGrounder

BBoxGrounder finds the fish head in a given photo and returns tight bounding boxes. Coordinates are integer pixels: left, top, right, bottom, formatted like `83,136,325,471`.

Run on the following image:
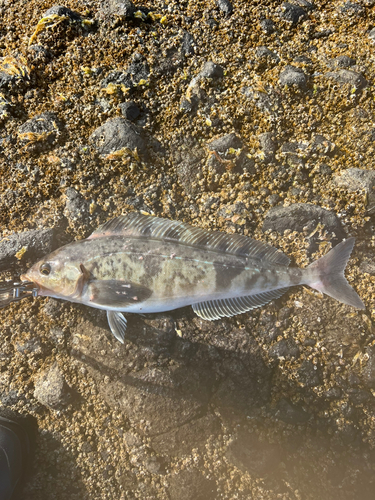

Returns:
21,250,83,299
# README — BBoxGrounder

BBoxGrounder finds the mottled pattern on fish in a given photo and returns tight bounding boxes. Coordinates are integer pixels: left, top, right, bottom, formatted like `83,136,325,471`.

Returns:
21,212,365,343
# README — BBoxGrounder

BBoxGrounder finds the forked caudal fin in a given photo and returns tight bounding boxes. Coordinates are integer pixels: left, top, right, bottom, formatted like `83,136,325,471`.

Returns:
306,238,365,309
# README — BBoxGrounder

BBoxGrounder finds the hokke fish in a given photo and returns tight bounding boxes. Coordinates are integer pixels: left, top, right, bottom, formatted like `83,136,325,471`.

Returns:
21,212,365,343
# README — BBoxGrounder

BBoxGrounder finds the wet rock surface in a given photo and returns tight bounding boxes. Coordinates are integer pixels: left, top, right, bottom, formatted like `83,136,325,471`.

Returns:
0,0,374,499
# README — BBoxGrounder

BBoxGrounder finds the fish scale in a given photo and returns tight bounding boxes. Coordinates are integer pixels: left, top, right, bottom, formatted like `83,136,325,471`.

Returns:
18,212,365,343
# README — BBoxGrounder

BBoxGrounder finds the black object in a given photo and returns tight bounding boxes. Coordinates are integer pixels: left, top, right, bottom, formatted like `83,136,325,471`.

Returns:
0,409,34,500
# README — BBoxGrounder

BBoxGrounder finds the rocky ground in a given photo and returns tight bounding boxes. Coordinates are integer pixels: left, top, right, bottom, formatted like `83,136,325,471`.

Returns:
0,0,375,498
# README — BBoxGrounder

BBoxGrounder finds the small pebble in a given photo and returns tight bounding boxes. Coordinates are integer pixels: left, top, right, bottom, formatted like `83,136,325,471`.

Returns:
339,1,365,16
281,2,307,24
89,117,146,156
181,31,195,56
324,69,368,88
34,363,69,409
259,18,276,34
333,168,375,213
216,0,233,15
44,5,81,21
328,55,356,69
258,132,277,162
99,0,136,20
18,112,63,152
262,203,345,252
198,61,224,80
119,101,141,121
207,132,242,153
279,65,307,88
64,187,90,223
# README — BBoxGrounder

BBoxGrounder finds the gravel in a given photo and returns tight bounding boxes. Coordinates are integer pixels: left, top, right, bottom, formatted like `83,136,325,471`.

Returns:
0,0,374,498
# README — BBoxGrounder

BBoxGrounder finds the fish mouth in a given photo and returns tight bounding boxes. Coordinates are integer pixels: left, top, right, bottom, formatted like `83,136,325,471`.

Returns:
20,274,42,294
20,273,36,286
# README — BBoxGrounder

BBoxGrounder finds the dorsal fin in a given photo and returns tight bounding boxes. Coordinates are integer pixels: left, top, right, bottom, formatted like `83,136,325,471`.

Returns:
89,212,290,266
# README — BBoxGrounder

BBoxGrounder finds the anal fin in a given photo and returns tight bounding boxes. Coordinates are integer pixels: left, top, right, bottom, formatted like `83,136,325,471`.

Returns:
107,310,127,343
192,288,289,321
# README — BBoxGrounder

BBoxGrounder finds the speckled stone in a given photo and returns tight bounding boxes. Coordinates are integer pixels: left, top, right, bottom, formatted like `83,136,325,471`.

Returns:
269,338,299,359
99,0,136,21
280,2,307,24
33,363,69,409
259,18,276,34
258,132,277,162
118,101,141,121
216,0,233,15
279,65,307,88
324,69,368,88
197,61,224,80
262,203,345,250
44,5,81,20
18,112,64,152
328,55,356,69
207,132,242,152
89,117,146,156
333,168,375,213
63,187,90,224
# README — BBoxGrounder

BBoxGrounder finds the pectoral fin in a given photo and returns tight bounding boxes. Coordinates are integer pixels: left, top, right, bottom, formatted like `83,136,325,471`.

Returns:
107,310,127,343
86,280,152,308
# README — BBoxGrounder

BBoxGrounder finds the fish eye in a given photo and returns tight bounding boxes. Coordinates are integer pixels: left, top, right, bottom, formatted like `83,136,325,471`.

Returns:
40,263,51,276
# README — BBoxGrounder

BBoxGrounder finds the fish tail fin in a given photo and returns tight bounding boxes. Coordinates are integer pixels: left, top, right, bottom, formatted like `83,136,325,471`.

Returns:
306,238,365,309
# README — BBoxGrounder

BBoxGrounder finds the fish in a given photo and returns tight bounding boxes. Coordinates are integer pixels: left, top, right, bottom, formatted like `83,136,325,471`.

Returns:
20,212,365,343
